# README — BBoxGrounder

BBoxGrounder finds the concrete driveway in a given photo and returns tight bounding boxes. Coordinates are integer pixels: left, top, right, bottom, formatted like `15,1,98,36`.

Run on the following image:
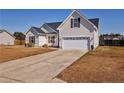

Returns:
0,50,87,83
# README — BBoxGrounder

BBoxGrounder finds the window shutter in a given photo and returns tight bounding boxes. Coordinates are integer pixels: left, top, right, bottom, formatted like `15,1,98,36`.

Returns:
78,18,80,28
71,18,73,28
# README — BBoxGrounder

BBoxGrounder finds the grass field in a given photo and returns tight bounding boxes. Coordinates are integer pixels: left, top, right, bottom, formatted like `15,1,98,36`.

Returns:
0,45,56,63
57,46,124,83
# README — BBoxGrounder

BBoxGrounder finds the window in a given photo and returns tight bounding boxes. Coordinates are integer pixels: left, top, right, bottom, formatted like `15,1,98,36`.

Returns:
71,18,80,28
51,36,55,43
74,19,78,27
64,37,89,40
29,36,35,43
48,36,51,43
48,36,55,43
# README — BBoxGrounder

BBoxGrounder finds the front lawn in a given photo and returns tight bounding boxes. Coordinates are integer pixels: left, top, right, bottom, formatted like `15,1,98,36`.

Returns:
57,46,124,83
0,45,56,63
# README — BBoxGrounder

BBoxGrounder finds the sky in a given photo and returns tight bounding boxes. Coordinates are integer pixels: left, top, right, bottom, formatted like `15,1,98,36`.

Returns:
0,9,124,34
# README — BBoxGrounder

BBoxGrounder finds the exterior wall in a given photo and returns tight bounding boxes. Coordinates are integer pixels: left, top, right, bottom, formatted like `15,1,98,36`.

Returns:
38,34,58,47
59,12,94,49
46,34,58,47
26,31,39,46
53,34,58,47
0,32,15,45
38,36,47,46
26,31,58,47
93,29,99,49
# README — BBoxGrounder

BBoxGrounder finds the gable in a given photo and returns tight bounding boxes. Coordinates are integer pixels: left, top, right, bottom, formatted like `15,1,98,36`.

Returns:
0,30,15,38
46,22,62,32
26,27,45,37
58,10,97,32
26,30,36,36
88,18,99,28
0,31,15,42
41,22,62,34
41,24,56,33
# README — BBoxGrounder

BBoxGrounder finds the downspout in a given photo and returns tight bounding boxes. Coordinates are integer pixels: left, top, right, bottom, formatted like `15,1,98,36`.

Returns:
92,26,96,50
58,30,59,48
93,30,94,50
92,26,98,50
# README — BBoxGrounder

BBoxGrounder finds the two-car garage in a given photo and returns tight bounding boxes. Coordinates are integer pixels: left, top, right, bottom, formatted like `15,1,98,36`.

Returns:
62,37,90,50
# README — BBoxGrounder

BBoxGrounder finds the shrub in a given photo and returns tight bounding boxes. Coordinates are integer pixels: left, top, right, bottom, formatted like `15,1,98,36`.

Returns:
42,44,48,48
25,43,34,47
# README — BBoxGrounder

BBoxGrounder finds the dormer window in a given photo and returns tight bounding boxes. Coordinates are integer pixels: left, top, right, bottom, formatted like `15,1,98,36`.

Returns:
74,19,78,27
71,18,80,28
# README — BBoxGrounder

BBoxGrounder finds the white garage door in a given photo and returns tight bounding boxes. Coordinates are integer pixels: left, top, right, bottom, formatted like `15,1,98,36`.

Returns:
62,37,89,50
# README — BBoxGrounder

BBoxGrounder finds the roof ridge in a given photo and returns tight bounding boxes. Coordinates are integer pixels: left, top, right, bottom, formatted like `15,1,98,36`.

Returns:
0,29,15,38
88,18,99,20
58,10,98,30
0,29,7,31
44,23,57,33
31,26,40,28
45,21,62,24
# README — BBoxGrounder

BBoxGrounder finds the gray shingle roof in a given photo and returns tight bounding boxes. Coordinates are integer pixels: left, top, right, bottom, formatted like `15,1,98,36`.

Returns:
41,24,56,34
0,29,15,38
28,18,99,35
31,27,45,34
0,29,6,33
40,22,62,34
88,18,99,28
26,27,45,36
45,22,62,32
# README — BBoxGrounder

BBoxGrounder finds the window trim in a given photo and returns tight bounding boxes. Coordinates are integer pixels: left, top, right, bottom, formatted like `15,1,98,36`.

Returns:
29,36,35,43
48,36,55,43
63,37,89,40
71,17,80,28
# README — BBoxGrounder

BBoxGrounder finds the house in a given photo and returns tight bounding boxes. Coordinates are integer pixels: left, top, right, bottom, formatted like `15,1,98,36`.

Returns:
25,22,62,47
0,29,15,45
103,35,124,40
99,34,124,46
25,10,99,50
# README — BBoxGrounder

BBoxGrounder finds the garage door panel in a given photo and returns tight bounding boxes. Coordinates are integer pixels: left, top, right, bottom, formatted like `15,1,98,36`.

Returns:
62,37,89,50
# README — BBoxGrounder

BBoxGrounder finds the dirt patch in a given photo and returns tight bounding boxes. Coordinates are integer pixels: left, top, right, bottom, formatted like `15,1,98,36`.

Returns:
0,45,56,63
57,46,124,83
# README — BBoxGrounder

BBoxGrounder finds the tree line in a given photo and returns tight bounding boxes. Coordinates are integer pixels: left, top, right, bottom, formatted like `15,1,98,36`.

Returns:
99,33,124,46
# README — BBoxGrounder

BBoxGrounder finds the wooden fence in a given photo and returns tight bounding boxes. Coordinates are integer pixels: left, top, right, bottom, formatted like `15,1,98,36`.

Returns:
14,39,25,45
100,40,124,46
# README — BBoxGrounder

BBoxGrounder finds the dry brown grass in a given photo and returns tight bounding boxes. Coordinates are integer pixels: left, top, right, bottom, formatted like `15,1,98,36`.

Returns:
57,46,124,83
0,45,56,63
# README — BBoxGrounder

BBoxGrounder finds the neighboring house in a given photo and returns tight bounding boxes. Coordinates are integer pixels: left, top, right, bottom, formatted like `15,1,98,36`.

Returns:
0,29,15,45
103,35,124,40
25,10,99,50
99,34,124,46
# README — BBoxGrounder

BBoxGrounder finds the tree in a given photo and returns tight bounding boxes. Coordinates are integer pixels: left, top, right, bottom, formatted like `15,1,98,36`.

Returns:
13,32,25,40
115,33,120,37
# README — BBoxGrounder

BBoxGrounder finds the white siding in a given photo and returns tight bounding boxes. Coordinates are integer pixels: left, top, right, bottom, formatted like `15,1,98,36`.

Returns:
46,34,58,47
38,36,47,46
53,35,58,47
26,31,39,46
59,12,94,49
93,30,99,49
26,31,58,47
26,31,34,43
0,32,15,45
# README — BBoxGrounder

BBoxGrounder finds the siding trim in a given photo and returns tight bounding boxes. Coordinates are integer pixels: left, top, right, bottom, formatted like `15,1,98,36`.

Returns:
57,10,97,30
